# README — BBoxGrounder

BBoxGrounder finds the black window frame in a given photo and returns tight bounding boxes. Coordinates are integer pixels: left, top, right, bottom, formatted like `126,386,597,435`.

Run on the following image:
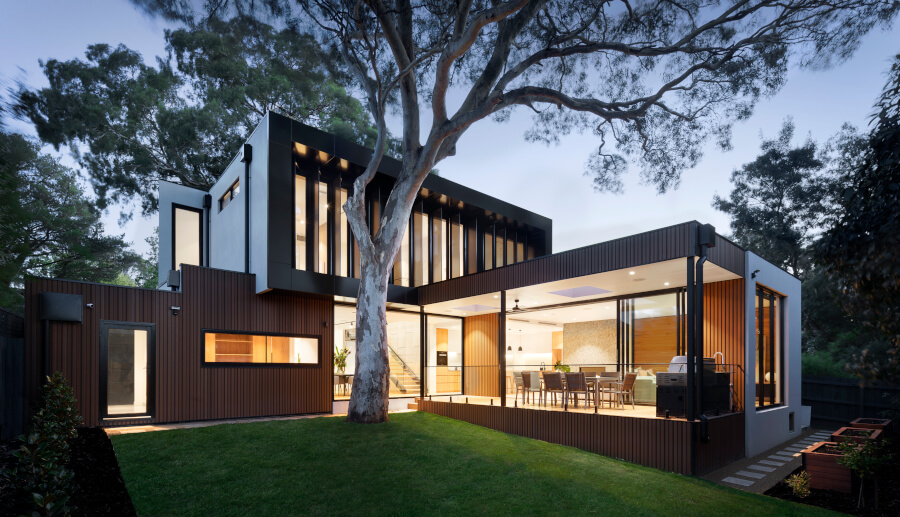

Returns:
755,285,784,410
201,329,323,368
171,203,204,271
99,320,156,420
218,179,240,211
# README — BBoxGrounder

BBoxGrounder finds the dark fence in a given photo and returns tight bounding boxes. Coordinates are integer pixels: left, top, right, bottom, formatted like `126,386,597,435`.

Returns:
417,399,744,476
802,375,898,426
1,308,25,440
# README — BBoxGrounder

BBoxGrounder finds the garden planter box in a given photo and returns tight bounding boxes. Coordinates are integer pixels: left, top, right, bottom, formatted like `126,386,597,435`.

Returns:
849,418,892,436
801,442,854,494
831,426,882,444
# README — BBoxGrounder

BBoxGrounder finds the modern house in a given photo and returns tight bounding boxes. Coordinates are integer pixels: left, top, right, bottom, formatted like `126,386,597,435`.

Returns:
23,112,801,476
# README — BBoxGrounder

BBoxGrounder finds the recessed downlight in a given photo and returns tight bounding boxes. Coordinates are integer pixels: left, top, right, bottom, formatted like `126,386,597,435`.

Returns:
664,282,670,286
629,271,636,275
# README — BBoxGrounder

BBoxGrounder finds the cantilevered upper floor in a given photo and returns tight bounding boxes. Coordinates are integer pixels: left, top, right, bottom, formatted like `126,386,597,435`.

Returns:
158,112,553,302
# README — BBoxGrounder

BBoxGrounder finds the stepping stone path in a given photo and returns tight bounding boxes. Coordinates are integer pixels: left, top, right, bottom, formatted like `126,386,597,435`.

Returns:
720,431,833,489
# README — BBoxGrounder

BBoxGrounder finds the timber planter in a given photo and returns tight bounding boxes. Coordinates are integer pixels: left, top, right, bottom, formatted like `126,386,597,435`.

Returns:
801,442,854,494
830,426,882,444
849,418,892,436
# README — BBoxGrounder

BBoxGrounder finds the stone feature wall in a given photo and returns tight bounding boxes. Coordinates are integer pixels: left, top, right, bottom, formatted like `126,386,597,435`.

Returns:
562,319,617,367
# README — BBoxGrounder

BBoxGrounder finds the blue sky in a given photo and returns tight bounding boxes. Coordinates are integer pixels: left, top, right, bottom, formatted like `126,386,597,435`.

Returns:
2,1,898,256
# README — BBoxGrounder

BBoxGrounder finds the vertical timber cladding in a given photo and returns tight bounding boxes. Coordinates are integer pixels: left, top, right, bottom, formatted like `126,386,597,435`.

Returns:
702,279,746,412
463,314,499,397
23,265,333,427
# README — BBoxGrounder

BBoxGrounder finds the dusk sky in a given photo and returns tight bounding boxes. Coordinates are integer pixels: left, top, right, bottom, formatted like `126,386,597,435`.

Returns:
2,1,898,257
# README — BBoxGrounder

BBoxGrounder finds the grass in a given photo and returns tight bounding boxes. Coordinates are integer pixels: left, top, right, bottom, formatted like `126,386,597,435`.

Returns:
111,412,837,516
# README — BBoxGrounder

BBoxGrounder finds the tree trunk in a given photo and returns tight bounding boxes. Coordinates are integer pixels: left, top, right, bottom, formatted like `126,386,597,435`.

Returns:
346,259,392,423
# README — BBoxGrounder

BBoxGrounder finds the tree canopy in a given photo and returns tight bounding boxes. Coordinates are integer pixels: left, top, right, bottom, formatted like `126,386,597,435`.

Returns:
0,128,144,314
14,15,380,214
713,119,829,280
816,55,900,379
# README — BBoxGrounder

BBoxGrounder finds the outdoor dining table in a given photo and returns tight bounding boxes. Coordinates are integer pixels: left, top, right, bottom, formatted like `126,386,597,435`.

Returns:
586,375,624,409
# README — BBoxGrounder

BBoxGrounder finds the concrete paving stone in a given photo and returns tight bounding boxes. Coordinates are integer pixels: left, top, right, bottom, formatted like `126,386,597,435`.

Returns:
722,476,755,487
735,470,767,479
771,454,796,462
759,459,785,467
747,465,776,473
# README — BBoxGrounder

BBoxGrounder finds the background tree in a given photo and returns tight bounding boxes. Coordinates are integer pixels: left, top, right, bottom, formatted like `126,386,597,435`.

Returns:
0,128,141,314
135,0,898,422
14,16,381,215
713,119,829,280
816,55,900,380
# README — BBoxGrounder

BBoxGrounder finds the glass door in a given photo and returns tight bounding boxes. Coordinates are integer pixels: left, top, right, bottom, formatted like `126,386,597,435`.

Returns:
100,321,155,419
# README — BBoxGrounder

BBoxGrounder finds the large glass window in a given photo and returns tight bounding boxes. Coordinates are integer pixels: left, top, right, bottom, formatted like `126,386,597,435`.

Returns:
333,305,420,399
426,315,462,395
755,286,782,408
295,175,307,270
622,293,680,375
317,181,329,274
204,332,319,365
173,205,202,270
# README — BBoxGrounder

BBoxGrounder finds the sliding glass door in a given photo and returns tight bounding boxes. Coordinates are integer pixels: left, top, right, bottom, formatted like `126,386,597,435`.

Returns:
100,321,155,419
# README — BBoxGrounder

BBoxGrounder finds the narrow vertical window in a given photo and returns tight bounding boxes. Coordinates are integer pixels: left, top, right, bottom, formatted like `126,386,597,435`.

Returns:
173,205,202,270
339,188,349,277
495,232,504,268
413,207,429,286
317,181,328,274
755,286,783,409
450,216,462,278
516,239,524,264
467,224,478,274
393,223,410,286
295,175,307,270
484,229,493,270
432,216,447,282
506,232,514,266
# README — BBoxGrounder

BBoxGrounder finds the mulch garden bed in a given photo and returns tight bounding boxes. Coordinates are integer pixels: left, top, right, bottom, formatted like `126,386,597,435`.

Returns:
766,466,900,516
0,428,136,517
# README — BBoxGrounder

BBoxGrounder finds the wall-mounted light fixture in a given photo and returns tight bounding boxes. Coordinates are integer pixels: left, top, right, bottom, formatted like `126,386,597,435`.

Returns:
171,306,181,316
86,303,94,309
751,269,760,279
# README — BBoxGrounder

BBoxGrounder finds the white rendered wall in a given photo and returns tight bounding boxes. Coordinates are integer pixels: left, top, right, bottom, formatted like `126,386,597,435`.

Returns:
744,251,802,457
158,181,207,288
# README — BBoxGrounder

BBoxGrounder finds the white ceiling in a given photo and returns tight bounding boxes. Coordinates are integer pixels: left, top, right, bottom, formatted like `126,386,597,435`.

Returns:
423,258,739,317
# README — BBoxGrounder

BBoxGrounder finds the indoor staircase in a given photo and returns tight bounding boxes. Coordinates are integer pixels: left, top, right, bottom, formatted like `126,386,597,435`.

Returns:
388,347,420,395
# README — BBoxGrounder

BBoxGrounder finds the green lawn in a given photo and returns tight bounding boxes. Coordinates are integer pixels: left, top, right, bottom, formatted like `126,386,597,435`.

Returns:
111,412,835,516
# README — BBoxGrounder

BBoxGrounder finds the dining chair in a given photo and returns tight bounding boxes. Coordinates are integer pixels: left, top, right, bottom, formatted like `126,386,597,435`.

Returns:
542,372,565,407
512,372,525,404
608,372,638,409
564,372,591,408
595,371,620,408
522,371,542,405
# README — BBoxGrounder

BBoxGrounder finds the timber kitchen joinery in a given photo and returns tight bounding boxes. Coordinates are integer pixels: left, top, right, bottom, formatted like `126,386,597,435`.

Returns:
23,113,801,478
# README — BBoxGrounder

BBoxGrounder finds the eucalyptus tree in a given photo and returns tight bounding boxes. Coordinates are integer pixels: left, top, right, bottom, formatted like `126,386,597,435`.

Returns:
134,0,897,422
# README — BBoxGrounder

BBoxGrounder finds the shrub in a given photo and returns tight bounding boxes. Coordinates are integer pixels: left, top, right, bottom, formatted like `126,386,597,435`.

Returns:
0,372,83,516
785,470,811,498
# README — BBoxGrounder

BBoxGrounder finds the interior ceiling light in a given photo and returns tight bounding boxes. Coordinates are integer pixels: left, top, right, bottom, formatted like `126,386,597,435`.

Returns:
629,271,636,275
493,295,498,299
664,282,670,286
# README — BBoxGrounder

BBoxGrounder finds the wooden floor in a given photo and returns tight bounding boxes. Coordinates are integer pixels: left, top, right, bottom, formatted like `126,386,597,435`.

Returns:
427,395,671,420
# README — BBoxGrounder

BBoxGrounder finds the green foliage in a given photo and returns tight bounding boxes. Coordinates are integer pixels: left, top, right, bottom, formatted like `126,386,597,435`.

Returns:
815,55,900,380
1,373,83,517
553,361,571,373
713,119,829,280
14,16,382,215
334,346,351,372
785,470,811,498
0,129,142,314
837,438,893,509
